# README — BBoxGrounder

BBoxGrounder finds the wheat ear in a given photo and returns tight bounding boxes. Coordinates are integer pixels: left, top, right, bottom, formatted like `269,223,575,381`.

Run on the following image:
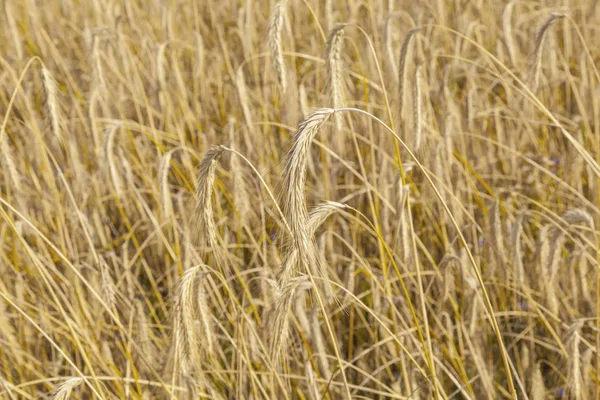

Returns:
530,12,566,93
195,146,227,271
268,277,312,362
566,321,583,399
324,24,346,132
267,0,288,92
279,109,334,283
42,67,63,145
398,28,420,122
49,378,83,400
529,362,545,400
99,259,115,311
171,265,214,376
277,201,346,286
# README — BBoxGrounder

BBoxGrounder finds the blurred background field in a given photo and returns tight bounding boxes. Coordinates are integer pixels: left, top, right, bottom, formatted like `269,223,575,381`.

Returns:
1,0,600,399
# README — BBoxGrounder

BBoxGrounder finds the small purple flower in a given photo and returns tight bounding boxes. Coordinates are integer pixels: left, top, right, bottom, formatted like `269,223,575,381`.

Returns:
557,387,565,397
478,238,486,247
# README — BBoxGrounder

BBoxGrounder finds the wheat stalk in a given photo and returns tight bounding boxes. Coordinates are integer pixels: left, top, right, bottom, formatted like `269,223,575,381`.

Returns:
0,131,21,192
99,259,115,311
135,300,155,368
103,122,124,197
396,183,412,267
489,200,505,277
509,211,526,285
5,1,23,60
582,347,593,393
413,65,423,153
547,229,566,314
310,307,331,380
0,299,21,365
228,121,250,224
299,84,310,117
158,150,174,220
502,1,517,66
235,68,254,129
91,33,107,98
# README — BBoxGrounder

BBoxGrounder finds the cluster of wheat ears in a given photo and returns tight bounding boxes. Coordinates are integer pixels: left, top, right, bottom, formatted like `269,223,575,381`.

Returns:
2,0,600,399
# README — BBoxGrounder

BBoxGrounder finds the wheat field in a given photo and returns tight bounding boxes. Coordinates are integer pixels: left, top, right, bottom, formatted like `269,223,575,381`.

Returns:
1,0,600,399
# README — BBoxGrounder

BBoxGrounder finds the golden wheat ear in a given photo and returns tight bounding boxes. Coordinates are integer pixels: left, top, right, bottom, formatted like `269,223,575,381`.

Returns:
48,378,83,400
267,276,312,363
195,146,229,272
529,12,566,93
42,67,63,147
278,109,334,282
267,0,288,93
169,265,215,380
324,24,346,133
